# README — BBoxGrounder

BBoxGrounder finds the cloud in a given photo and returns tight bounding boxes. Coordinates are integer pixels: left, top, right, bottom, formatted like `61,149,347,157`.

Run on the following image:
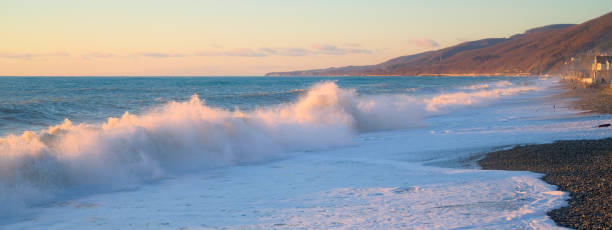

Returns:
216,48,268,57
138,52,186,58
135,45,372,59
312,44,372,55
196,45,371,57
0,52,69,60
5,44,373,60
411,39,440,48
258,47,310,57
142,49,271,58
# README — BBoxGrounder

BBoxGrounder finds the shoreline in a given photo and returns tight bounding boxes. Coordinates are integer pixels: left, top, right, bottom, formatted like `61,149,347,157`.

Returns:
479,138,612,229
559,84,612,114
479,83,612,229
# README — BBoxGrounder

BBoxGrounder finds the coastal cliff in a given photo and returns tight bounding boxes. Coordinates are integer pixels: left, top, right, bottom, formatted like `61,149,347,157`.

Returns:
266,12,612,77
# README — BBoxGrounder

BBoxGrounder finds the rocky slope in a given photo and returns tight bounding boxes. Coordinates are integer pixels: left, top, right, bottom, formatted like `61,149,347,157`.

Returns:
267,12,612,76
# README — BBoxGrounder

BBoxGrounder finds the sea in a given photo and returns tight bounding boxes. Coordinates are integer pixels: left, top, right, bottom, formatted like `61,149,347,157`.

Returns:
1,76,611,229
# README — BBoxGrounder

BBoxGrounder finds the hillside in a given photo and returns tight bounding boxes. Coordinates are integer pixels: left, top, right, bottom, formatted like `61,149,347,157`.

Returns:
266,12,612,76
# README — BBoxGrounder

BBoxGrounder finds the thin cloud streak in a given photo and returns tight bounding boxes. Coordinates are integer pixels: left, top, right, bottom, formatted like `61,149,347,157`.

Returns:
0,52,70,60
139,52,187,58
312,44,372,55
196,48,268,57
257,48,310,57
411,39,440,48
2,45,374,61
90,45,373,59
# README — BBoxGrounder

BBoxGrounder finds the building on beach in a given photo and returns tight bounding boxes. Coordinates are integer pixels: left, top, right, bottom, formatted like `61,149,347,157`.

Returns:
562,55,594,85
562,55,612,87
591,55,612,84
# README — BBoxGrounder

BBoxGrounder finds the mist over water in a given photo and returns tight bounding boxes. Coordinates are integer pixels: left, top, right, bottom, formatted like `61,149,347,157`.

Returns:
0,76,531,136
0,76,541,221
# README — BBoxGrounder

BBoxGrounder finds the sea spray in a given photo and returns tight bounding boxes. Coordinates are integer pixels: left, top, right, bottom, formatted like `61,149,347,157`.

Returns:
425,84,539,111
0,80,539,219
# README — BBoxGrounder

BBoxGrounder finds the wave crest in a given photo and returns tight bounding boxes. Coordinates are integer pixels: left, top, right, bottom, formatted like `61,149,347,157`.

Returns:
0,80,539,218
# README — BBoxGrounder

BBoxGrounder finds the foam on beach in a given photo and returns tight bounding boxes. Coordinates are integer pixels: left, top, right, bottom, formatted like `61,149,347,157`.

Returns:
3,77,609,229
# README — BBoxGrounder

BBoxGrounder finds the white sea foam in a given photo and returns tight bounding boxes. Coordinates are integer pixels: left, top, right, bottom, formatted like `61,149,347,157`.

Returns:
427,81,538,111
460,80,514,90
0,79,548,223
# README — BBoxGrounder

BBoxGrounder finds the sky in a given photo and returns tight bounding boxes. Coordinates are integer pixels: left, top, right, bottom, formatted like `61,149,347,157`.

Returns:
1,0,611,76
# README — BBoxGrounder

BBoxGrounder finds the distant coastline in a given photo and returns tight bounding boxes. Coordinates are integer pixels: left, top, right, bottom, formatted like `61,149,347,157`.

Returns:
267,73,542,77
266,12,611,77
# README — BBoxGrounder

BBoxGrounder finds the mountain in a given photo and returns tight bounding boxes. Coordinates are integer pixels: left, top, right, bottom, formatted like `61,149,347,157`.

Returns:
266,12,612,76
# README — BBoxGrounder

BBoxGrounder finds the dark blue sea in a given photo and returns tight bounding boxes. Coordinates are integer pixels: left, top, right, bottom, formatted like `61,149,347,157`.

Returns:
0,76,528,136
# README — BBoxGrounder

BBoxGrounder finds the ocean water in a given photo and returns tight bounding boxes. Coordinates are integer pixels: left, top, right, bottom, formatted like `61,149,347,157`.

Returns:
1,76,611,229
0,76,516,136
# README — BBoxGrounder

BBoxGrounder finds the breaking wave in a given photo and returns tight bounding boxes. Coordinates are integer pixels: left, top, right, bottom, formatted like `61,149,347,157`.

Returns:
0,80,539,218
